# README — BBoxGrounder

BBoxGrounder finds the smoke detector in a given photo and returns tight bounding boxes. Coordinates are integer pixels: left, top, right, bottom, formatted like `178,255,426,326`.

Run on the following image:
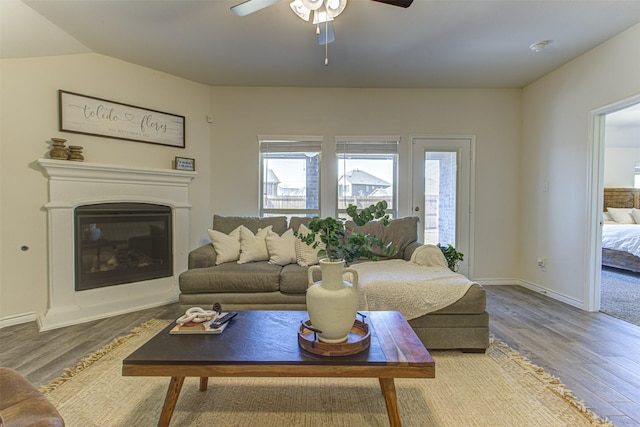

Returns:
529,40,553,52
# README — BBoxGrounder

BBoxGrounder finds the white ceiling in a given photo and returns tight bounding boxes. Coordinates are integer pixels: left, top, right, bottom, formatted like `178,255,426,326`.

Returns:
1,0,639,139
3,0,640,89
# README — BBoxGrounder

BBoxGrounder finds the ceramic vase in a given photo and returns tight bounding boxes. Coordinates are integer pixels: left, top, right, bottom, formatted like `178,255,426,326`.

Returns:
306,258,359,343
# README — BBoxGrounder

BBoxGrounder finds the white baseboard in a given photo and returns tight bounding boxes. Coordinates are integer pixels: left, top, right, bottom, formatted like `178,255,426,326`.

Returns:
517,279,584,309
37,294,179,331
0,312,37,329
473,278,519,286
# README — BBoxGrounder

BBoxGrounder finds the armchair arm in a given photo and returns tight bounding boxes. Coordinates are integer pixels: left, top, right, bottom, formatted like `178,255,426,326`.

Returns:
188,244,217,269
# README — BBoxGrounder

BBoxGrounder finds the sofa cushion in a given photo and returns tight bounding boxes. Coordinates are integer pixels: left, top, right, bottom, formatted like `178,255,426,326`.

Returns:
208,226,242,265
345,216,418,260
238,226,272,264
266,229,297,266
213,215,288,235
179,262,282,293
288,216,312,232
280,263,322,294
294,223,324,266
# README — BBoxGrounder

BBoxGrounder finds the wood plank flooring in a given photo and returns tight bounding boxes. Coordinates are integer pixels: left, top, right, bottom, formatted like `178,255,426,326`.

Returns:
1,285,639,426
487,285,640,426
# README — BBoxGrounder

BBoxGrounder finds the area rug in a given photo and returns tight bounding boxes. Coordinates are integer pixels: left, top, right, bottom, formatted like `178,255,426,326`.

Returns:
601,267,640,327
40,319,613,427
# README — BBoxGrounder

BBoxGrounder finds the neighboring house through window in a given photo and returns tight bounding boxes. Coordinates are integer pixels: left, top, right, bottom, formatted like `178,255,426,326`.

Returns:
336,136,399,217
259,136,322,218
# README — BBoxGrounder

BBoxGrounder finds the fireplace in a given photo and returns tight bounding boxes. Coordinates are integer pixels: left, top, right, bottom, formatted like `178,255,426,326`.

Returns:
37,159,196,331
75,203,173,291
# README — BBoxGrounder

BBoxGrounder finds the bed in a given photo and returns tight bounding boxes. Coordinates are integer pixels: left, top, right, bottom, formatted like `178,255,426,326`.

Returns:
602,188,640,272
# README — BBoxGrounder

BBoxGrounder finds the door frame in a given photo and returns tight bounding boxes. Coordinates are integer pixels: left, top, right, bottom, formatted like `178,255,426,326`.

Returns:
410,134,476,279
587,94,640,311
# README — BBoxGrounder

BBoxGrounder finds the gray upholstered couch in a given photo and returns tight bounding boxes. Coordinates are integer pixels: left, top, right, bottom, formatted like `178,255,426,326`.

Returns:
178,215,489,351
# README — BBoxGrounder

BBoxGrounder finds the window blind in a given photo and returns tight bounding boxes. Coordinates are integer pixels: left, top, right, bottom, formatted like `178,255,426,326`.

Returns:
259,137,322,153
336,139,399,155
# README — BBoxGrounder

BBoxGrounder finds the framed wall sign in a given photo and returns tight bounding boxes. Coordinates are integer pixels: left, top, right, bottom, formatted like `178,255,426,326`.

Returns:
175,157,195,171
59,90,185,148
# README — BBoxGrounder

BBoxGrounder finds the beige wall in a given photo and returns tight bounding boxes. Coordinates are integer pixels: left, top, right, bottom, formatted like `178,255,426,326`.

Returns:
1,54,522,323
208,86,522,282
604,147,640,188
520,23,640,306
5,21,637,324
0,53,211,322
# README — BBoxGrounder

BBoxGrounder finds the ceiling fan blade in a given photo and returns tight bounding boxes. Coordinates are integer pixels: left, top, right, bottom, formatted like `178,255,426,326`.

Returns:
231,0,281,16
370,0,414,7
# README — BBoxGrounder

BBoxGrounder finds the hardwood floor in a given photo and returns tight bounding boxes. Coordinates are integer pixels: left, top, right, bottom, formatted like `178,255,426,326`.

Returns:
487,285,640,427
1,285,639,426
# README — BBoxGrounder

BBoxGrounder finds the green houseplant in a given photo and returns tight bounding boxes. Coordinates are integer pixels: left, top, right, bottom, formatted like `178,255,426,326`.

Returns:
296,201,397,265
437,243,464,272
297,201,397,343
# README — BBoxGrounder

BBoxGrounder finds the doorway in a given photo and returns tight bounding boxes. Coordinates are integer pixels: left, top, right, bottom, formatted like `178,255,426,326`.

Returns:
589,97,640,324
411,135,474,278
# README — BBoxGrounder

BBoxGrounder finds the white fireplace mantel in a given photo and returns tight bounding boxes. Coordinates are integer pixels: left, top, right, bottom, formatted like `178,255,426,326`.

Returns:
37,159,196,331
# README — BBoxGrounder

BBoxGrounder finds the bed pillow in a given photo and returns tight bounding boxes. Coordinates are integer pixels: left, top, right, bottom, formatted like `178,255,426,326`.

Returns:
237,225,273,264
295,223,324,267
632,209,640,224
607,207,635,224
603,212,616,224
208,226,242,265
265,229,297,266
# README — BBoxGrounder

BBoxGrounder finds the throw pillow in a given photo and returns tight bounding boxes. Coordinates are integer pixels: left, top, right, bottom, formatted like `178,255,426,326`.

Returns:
607,207,635,224
265,229,297,266
238,225,273,264
208,226,242,265
295,223,324,267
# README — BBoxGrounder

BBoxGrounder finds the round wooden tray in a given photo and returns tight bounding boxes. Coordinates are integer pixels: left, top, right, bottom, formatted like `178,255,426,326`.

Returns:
298,319,370,356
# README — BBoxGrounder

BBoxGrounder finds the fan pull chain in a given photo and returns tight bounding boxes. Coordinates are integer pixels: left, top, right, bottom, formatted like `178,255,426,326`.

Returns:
325,20,329,66
316,22,329,66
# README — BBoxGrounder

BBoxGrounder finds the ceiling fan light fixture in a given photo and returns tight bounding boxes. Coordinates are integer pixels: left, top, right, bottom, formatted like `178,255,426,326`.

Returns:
290,0,311,21
326,0,347,18
312,5,333,24
301,0,324,10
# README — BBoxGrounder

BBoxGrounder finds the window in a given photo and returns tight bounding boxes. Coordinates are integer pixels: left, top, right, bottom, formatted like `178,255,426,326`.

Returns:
336,137,398,217
259,136,322,218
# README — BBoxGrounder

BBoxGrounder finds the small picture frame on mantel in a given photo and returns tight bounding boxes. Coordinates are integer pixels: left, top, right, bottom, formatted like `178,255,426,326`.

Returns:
175,157,195,171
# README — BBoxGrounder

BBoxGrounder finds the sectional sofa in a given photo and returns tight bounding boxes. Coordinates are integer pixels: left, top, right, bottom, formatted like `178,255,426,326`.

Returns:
178,215,489,351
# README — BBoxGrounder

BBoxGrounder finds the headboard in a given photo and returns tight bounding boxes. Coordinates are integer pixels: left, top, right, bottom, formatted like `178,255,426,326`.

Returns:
603,188,640,211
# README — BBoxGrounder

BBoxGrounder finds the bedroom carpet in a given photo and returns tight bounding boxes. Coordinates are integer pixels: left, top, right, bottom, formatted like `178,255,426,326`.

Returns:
38,319,613,426
601,267,640,327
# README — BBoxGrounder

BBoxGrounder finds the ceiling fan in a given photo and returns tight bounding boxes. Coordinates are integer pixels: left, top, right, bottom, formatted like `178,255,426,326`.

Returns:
231,0,413,64
231,0,413,18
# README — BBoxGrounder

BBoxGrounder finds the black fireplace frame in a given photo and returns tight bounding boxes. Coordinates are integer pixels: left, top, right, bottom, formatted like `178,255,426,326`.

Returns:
74,202,173,291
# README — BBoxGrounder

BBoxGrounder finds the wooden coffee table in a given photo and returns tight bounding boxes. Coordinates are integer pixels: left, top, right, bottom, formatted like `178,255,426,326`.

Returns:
122,310,435,427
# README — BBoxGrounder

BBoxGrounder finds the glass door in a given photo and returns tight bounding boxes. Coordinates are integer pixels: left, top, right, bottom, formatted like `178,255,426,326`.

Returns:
412,136,473,277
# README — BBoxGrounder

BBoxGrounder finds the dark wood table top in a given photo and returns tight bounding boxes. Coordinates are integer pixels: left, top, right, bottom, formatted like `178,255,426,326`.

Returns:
123,310,434,377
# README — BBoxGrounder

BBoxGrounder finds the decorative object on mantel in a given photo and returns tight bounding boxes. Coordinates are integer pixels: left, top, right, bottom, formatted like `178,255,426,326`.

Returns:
298,201,397,343
67,146,84,162
49,138,69,160
175,156,195,171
